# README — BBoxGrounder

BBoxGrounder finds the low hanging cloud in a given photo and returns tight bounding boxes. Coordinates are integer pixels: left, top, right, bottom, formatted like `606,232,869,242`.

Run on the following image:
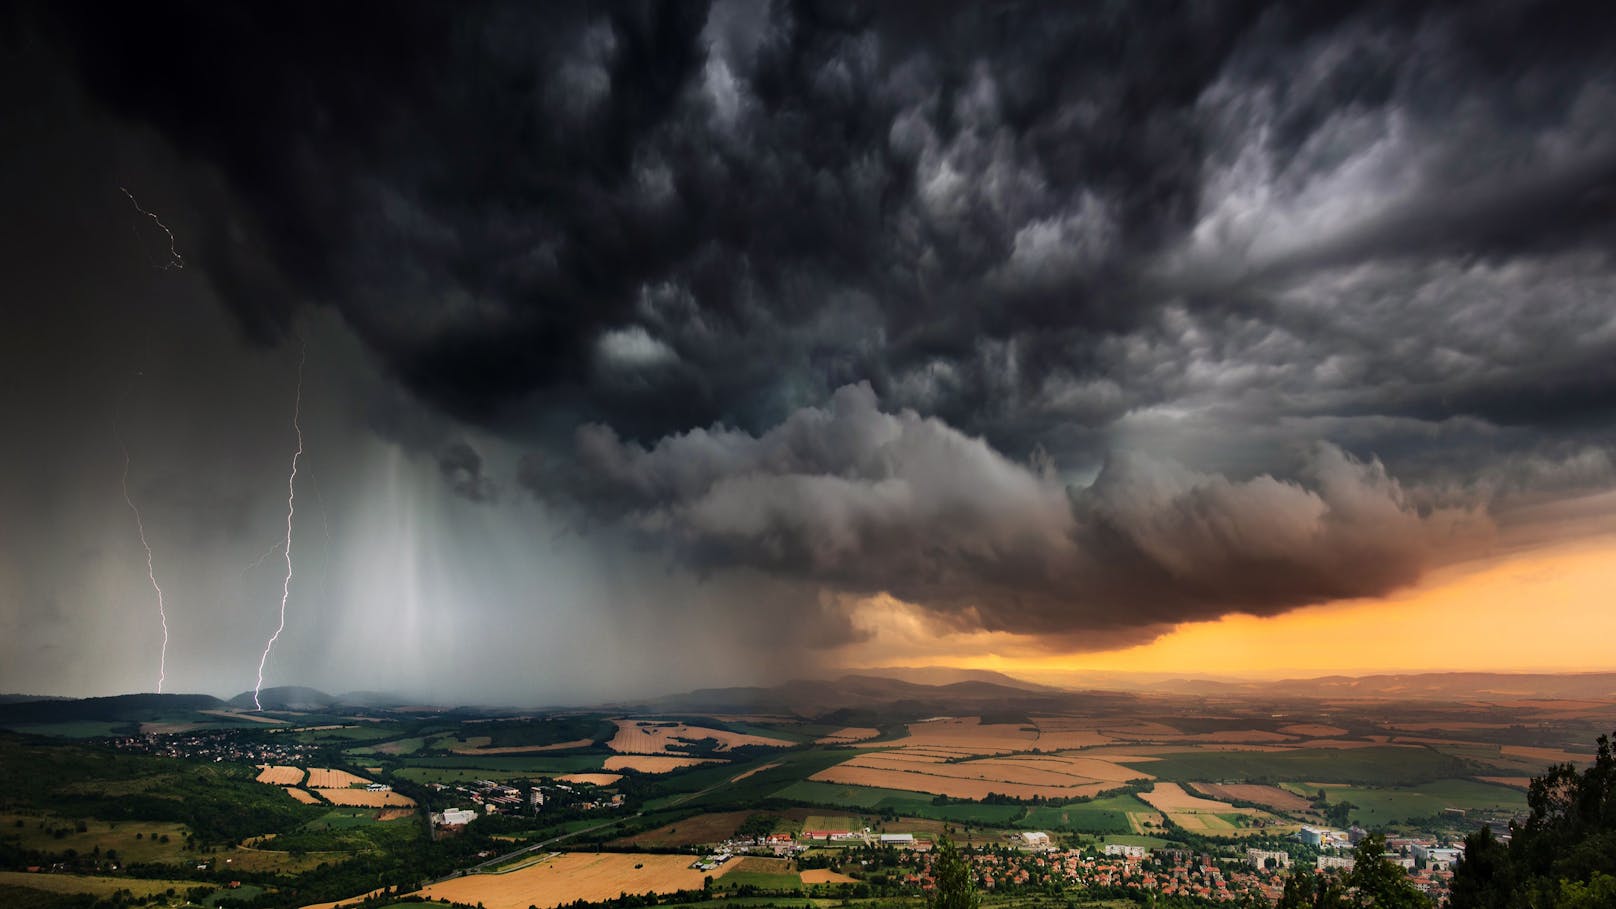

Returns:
437,441,499,503
524,383,1488,648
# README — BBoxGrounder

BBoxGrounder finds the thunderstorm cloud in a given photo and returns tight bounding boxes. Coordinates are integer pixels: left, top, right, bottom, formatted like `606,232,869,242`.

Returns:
3,0,1615,696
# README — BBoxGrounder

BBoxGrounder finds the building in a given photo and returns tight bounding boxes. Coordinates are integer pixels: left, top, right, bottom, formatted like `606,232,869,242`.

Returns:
1317,856,1355,871
880,833,916,846
435,808,478,827
1411,844,1463,868
1021,831,1052,849
1247,849,1291,870
1103,844,1147,858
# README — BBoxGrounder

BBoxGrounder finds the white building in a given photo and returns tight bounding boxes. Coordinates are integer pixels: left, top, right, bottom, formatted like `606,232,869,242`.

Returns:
1411,844,1463,869
879,833,915,845
1021,831,1052,849
1317,856,1355,871
436,808,478,826
1103,844,1147,858
1247,849,1291,870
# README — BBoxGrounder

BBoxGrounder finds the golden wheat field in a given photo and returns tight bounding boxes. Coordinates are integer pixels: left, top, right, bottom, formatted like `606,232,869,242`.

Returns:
416,851,725,909
815,726,881,744
305,767,372,789
1140,782,1253,813
606,719,793,754
603,754,721,773
283,787,322,804
810,762,1109,800
802,869,859,884
256,765,305,785
314,788,415,807
558,772,624,786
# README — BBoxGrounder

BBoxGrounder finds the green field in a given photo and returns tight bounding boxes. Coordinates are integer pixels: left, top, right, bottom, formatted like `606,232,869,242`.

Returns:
348,735,427,756
718,871,806,891
802,814,860,832
304,807,386,830
1017,793,1155,834
770,781,1023,824
0,813,191,864
1,722,130,738
1123,747,1474,786
397,753,605,774
1323,779,1527,826
0,870,218,899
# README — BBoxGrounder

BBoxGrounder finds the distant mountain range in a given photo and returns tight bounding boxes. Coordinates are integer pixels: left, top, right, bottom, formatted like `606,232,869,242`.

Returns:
1141,671,1616,700
847,666,1062,692
640,672,1128,720
2,670,1613,733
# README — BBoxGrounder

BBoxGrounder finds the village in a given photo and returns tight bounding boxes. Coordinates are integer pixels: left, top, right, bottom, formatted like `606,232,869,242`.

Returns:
678,820,1470,904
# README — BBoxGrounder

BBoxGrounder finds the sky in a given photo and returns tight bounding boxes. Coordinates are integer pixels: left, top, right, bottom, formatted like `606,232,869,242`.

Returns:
1,1,1613,704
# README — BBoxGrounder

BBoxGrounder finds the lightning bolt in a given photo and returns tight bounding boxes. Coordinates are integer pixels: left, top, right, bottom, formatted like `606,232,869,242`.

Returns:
242,540,284,579
117,428,170,694
254,341,306,710
120,187,185,271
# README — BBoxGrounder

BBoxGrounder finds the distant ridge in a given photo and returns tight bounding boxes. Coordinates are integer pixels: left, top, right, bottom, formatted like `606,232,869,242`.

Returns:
852,666,1062,692
641,673,1122,718
226,686,336,711
0,692,226,726
1139,671,1616,700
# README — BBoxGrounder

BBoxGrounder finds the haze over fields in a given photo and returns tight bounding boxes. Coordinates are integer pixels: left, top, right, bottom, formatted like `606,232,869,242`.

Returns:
3,0,1615,706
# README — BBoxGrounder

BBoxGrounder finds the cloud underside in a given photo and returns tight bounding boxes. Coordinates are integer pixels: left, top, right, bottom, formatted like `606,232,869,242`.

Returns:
526,383,1492,649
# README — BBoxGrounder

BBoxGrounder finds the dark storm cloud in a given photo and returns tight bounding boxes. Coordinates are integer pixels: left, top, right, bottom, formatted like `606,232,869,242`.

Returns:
523,383,1486,643
436,442,498,503
17,0,1616,651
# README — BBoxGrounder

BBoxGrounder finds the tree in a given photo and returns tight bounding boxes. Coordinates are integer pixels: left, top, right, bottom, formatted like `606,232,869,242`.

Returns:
1451,731,1616,908
1277,869,1346,908
1344,834,1432,908
930,837,979,909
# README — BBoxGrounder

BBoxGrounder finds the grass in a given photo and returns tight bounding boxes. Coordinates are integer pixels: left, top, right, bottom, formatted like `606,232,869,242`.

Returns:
769,781,1023,824
0,722,128,738
1324,779,1527,826
802,814,860,832
1092,834,1177,849
0,870,213,898
304,807,383,830
347,736,426,756
0,813,191,864
1017,793,1154,835
718,871,805,891
399,754,605,773
202,883,266,906
1123,747,1472,786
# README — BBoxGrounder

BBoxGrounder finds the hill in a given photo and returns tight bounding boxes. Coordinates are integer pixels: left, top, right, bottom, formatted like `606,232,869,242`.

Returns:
225,685,338,711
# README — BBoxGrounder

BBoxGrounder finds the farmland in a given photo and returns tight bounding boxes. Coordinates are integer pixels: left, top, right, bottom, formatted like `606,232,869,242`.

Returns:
2,675,1609,909
607,719,795,755
0,870,213,899
314,788,415,808
605,754,722,773
416,851,724,909
256,764,305,785
305,767,372,789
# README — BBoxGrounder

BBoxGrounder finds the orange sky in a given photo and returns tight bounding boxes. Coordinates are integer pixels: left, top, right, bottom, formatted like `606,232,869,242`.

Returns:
837,532,1616,680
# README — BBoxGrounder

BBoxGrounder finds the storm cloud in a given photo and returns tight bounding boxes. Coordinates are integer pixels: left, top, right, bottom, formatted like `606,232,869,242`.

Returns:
526,382,1486,646
4,0,1616,694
